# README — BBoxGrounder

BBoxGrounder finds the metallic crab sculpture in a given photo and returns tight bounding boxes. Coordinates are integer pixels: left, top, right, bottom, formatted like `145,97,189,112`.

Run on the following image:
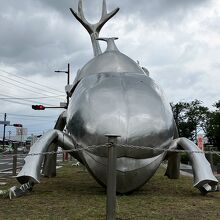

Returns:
9,0,218,198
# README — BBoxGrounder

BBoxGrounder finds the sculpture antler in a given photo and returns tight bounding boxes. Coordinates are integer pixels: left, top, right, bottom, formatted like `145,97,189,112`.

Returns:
70,0,119,56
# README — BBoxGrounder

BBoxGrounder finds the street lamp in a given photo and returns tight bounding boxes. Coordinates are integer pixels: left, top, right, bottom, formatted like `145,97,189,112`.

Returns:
55,63,70,107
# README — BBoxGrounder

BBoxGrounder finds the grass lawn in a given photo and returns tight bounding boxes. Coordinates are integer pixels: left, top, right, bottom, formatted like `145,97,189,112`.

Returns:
0,162,220,220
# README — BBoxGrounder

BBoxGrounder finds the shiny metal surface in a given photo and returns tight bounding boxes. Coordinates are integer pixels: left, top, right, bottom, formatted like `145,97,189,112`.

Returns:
17,129,75,184
70,0,119,56
67,72,174,148
73,38,145,85
14,0,218,196
82,151,166,193
42,110,67,177
66,69,174,193
65,35,174,192
170,138,218,192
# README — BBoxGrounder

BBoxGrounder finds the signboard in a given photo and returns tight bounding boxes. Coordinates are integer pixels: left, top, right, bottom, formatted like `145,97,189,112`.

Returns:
60,102,67,108
0,121,10,125
197,135,204,151
16,128,28,136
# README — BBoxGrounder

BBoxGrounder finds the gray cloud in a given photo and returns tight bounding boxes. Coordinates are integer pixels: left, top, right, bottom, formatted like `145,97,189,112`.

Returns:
0,0,93,76
0,0,219,136
0,0,210,76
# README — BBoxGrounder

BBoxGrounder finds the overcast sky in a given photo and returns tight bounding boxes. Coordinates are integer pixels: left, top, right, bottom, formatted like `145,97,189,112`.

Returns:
0,0,219,138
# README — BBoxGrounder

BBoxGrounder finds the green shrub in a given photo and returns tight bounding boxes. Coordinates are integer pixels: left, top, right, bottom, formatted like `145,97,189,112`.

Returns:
180,153,189,164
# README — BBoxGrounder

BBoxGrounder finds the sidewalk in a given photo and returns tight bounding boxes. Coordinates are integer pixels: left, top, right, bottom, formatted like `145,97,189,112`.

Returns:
180,163,220,180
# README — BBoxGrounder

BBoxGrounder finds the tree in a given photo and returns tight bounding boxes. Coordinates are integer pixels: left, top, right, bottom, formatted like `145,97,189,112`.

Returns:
171,100,209,141
185,100,209,140
214,100,220,109
205,102,220,149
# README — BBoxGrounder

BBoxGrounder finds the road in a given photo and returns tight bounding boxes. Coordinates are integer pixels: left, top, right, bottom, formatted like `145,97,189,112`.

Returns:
0,151,63,179
0,152,25,177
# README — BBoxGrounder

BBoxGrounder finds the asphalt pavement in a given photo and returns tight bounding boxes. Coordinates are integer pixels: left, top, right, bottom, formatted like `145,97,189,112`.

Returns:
0,153,25,176
0,151,63,186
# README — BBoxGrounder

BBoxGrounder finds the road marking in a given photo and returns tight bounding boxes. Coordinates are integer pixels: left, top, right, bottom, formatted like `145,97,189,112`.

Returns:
0,182,7,185
0,171,13,174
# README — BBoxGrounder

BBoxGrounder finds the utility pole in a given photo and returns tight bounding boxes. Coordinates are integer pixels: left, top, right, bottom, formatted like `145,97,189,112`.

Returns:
55,63,70,108
20,128,23,146
3,113,7,149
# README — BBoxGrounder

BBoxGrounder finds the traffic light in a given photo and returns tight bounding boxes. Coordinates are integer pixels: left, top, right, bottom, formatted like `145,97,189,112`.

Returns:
13,124,23,127
32,105,45,110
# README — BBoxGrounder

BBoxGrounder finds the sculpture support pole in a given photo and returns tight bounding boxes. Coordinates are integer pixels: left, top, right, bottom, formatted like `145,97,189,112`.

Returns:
106,135,120,220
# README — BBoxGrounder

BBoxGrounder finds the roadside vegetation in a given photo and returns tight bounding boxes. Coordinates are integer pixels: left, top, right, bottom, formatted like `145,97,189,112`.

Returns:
171,100,220,148
172,100,220,165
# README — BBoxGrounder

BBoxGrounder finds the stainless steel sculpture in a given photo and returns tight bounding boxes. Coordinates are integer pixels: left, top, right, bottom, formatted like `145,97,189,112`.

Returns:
9,0,218,197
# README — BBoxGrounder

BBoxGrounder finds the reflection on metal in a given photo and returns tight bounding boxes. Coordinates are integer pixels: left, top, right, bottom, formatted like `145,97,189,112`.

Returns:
42,110,67,177
171,138,218,193
11,0,218,197
17,129,75,184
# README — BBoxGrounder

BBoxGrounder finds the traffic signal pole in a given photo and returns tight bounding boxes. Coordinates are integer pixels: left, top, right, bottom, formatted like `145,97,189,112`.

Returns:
32,105,65,110
67,63,70,107
32,63,71,111
55,63,70,108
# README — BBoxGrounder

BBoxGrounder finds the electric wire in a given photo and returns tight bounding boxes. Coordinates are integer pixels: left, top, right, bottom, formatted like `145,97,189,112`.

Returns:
6,116,55,122
0,74,63,96
0,94,65,100
0,94,56,106
0,69,64,94
0,113,57,118
0,82,65,103
0,78,63,98
0,98,60,107
0,99,35,107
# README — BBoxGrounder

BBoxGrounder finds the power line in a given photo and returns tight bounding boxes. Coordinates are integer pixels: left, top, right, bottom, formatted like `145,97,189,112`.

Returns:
0,69,64,94
5,116,55,122
0,99,34,107
1,100,64,109
0,74,63,96
0,94,65,100
0,82,65,102
0,98,59,107
0,78,63,98
0,94,56,106
0,80,55,97
0,113,57,118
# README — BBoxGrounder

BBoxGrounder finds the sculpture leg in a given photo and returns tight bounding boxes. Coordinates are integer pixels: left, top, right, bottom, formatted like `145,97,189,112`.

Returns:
17,129,75,184
164,152,180,179
7,129,76,199
168,137,218,194
164,120,180,179
42,111,67,177
7,129,78,199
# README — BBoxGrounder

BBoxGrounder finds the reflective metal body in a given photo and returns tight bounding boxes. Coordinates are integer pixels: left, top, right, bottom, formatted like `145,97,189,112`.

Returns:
14,0,218,196
66,40,174,192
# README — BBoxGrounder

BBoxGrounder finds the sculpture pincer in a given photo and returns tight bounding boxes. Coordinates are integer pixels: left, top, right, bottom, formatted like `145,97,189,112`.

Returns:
8,0,218,198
